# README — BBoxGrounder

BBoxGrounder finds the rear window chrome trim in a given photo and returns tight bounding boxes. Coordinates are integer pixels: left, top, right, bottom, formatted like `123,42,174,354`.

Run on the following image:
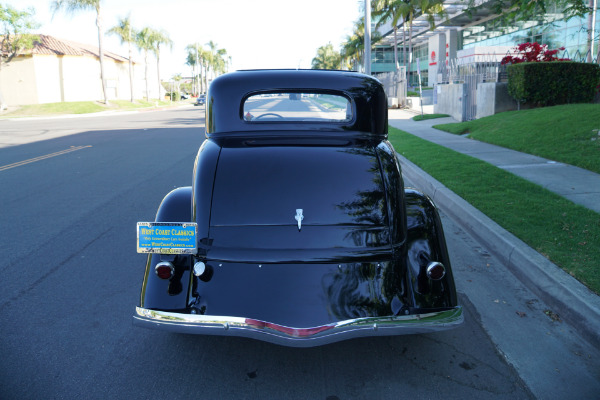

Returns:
240,89,355,125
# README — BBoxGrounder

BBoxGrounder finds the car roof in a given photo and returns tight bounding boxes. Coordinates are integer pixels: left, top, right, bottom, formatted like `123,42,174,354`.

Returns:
205,69,388,139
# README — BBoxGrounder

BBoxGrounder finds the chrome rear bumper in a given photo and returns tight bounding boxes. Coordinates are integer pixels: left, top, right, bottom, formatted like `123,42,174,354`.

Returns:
133,306,463,347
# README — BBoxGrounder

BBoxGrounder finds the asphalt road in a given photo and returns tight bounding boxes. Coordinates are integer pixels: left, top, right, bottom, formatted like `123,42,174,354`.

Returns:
0,107,598,399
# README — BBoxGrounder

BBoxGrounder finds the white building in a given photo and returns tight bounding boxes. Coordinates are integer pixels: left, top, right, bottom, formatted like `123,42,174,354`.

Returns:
373,1,599,86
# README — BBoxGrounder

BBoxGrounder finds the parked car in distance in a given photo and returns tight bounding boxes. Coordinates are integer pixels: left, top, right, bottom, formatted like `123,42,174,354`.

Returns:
134,69,462,347
195,94,206,106
180,94,188,100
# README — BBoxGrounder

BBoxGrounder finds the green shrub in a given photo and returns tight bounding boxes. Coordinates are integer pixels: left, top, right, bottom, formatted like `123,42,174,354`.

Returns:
165,92,181,101
507,62,600,106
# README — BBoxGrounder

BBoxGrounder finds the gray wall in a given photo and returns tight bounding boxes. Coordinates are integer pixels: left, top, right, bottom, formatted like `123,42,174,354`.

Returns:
477,82,524,119
476,82,499,119
476,82,524,119
435,82,533,121
435,81,599,121
434,83,466,121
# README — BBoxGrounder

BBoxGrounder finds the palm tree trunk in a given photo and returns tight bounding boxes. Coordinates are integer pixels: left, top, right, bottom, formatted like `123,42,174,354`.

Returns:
204,64,208,94
96,7,109,105
587,0,595,62
192,63,196,95
128,41,134,102
393,26,398,73
156,44,162,101
408,21,413,87
195,48,200,96
402,23,407,75
144,50,149,101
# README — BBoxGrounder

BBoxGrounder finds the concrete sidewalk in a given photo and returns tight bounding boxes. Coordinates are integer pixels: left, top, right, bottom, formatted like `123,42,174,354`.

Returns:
388,109,600,213
388,108,600,348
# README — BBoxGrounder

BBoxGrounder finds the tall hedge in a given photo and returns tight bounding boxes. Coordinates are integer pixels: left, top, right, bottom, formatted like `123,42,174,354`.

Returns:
507,62,600,106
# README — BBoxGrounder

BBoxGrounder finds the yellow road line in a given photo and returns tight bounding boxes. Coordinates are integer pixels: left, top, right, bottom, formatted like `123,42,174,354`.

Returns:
0,145,92,172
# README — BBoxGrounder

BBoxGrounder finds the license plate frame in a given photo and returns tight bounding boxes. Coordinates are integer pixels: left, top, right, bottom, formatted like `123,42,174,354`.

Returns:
137,222,197,254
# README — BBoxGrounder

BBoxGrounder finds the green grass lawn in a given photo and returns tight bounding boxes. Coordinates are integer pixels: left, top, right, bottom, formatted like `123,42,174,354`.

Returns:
312,95,346,111
388,126,600,295
413,113,450,121
1,99,186,118
433,104,600,174
5,101,107,116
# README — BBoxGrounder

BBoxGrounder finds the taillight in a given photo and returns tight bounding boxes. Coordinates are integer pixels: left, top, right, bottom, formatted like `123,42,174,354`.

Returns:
193,261,213,282
193,261,206,277
426,261,446,280
155,262,175,279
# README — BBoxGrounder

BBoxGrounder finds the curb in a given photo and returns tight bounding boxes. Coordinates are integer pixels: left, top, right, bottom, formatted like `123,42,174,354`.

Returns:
398,153,600,349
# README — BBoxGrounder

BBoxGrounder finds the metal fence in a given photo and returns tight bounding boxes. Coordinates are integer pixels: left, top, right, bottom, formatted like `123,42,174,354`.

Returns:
436,49,600,121
439,49,600,85
376,67,407,107
560,49,600,64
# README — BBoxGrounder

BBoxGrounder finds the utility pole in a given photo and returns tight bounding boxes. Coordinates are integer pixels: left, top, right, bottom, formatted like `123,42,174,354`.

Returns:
196,44,200,95
593,0,598,60
365,0,371,75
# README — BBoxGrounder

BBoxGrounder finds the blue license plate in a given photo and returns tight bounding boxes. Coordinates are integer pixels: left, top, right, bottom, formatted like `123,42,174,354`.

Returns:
137,222,197,254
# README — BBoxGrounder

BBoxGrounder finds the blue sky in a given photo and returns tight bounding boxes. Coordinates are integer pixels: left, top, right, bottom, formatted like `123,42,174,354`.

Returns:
6,0,361,78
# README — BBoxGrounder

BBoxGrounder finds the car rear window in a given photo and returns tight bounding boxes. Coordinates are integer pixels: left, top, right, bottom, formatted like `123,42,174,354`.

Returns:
243,92,352,123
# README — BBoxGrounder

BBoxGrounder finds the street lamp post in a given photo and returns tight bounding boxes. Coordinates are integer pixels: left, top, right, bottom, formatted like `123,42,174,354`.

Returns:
365,0,371,75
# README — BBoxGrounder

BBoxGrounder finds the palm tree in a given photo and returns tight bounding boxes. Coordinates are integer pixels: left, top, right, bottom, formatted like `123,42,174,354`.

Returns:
171,73,182,99
340,32,362,70
136,27,154,101
215,48,228,75
311,43,342,69
393,0,445,81
52,0,109,105
185,49,197,95
204,41,229,83
186,43,202,95
150,30,172,101
341,17,382,71
196,47,209,94
204,40,219,86
107,15,135,102
372,0,405,73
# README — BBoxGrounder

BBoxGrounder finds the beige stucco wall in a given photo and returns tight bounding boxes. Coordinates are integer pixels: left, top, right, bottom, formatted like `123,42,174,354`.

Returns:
33,54,62,103
134,63,160,100
62,55,104,102
58,55,158,102
112,61,129,100
1,51,160,106
103,56,122,100
0,56,39,106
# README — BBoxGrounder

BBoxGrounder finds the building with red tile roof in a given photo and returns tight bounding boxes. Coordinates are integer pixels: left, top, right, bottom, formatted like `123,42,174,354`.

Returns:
1,35,159,106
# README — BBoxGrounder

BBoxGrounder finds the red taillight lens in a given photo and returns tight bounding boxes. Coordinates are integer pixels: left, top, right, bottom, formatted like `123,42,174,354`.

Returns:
245,319,335,338
155,262,174,279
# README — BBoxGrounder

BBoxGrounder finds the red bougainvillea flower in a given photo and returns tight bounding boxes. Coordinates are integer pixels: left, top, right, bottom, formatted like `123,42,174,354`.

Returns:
501,42,570,65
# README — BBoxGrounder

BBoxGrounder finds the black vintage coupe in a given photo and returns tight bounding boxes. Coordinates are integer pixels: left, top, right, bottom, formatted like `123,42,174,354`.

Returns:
134,69,462,346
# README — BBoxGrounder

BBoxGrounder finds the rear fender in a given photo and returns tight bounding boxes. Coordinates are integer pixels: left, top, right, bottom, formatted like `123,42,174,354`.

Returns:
139,187,193,311
404,188,458,309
